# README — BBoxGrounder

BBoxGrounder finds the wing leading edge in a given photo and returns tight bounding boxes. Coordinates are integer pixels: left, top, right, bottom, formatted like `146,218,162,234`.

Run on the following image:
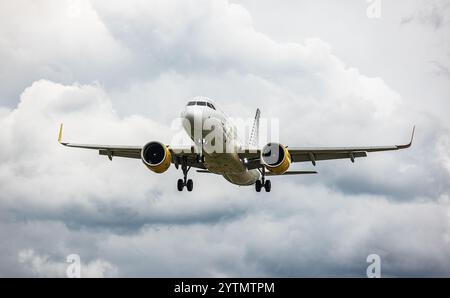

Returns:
288,126,415,165
57,124,204,168
58,124,142,160
240,126,415,167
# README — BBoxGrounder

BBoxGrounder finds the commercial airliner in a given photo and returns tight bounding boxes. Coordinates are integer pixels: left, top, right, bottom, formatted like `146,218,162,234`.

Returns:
58,97,414,192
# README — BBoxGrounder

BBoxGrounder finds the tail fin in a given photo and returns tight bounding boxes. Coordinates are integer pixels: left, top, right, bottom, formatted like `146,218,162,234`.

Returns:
249,108,260,147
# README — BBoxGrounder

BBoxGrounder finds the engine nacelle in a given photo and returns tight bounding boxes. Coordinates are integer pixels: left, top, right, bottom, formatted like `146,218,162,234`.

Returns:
141,141,172,173
261,143,291,175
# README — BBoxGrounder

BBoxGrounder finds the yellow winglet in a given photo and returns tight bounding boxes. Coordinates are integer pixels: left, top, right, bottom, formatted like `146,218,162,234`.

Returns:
58,123,64,143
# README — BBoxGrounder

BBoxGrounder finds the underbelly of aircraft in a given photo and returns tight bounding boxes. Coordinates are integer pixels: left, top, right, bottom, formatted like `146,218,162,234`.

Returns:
203,152,260,186
222,170,260,186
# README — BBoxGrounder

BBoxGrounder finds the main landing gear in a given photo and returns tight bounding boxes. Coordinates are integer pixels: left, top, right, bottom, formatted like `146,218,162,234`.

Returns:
176,156,194,192
255,167,271,193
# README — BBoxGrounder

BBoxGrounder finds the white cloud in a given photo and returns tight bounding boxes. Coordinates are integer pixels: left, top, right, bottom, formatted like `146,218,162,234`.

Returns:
0,0,130,104
18,249,117,277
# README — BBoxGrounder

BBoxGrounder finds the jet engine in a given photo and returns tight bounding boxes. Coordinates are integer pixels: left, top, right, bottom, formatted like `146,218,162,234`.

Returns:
261,143,291,174
141,141,172,173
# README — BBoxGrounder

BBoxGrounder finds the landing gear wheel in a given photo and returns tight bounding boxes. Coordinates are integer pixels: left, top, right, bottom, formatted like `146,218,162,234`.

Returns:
255,180,262,192
177,179,184,191
177,157,193,192
264,180,271,192
186,179,193,192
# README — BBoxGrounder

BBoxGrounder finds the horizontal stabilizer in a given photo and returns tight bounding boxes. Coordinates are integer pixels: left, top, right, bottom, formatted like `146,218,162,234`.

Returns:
266,171,318,176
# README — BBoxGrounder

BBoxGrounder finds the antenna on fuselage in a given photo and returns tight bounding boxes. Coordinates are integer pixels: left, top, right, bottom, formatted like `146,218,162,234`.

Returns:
249,108,260,147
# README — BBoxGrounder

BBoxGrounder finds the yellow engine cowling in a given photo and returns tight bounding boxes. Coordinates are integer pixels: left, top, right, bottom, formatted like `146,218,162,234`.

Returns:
141,141,172,173
261,143,291,175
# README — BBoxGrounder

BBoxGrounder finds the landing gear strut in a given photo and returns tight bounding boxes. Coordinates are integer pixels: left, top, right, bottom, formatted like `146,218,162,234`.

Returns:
177,156,193,192
255,167,271,192
196,154,205,163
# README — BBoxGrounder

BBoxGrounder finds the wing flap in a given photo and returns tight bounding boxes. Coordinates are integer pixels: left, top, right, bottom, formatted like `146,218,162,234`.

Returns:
290,151,367,162
99,149,142,159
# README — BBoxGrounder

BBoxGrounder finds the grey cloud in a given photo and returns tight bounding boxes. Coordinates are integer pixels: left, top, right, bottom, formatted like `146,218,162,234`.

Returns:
8,193,251,233
0,217,114,277
0,1,131,107
0,0,449,277
431,60,450,77
3,183,447,277
401,0,450,30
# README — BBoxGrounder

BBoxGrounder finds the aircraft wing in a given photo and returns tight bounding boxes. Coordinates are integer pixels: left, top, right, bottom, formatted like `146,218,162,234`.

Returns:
57,124,206,169
241,126,415,168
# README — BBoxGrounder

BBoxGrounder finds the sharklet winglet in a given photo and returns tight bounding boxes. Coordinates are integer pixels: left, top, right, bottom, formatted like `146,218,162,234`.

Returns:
58,123,64,144
396,125,415,149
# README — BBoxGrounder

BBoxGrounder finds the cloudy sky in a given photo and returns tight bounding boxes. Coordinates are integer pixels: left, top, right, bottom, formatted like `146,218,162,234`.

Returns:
0,0,449,277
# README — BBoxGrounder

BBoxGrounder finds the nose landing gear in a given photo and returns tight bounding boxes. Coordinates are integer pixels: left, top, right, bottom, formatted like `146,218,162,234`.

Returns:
255,167,271,193
177,177,193,192
176,156,197,192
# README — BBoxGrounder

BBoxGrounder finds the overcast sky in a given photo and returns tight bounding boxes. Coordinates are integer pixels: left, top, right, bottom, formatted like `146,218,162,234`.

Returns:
0,0,449,277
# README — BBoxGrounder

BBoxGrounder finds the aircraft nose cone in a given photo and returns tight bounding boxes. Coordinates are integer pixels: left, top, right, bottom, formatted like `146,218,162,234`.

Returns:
183,107,207,137
184,108,200,125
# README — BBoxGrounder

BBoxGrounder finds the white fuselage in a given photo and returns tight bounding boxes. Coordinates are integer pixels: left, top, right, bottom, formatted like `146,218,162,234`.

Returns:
180,98,260,186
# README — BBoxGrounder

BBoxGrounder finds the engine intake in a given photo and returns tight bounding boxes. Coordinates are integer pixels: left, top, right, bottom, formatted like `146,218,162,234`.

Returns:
141,141,172,173
261,143,291,175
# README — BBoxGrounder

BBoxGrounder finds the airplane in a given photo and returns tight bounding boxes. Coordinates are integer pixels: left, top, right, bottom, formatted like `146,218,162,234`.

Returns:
58,96,415,192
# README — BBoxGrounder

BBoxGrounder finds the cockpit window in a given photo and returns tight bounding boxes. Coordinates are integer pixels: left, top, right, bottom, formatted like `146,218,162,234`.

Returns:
187,100,215,109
